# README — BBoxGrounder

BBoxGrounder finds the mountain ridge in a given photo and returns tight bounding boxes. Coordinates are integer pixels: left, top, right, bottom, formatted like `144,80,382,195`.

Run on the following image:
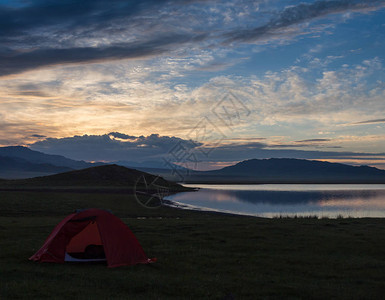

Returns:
217,158,385,175
186,158,385,183
0,146,103,179
0,164,186,191
0,155,73,173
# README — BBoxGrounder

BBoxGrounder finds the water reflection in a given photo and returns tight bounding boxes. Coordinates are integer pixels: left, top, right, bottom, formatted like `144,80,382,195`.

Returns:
165,184,385,218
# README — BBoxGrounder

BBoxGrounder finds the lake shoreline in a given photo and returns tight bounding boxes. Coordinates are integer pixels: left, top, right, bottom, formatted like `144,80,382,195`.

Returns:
180,180,385,184
168,183,385,219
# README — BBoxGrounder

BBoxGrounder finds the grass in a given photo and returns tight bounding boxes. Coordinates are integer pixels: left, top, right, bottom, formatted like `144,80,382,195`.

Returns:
1,189,385,299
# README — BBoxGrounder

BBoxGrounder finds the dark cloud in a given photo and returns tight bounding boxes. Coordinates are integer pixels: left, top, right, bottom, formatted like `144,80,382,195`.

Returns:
196,60,240,72
206,142,385,162
295,139,331,143
29,132,385,165
355,118,385,124
223,0,385,43
0,0,177,37
31,134,46,138
1,0,384,76
12,91,51,97
223,137,266,141
108,132,137,140
266,144,324,148
0,34,205,76
29,133,203,161
0,0,207,76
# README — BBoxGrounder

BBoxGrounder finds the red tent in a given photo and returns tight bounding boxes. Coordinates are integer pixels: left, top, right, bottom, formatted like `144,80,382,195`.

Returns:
29,208,155,268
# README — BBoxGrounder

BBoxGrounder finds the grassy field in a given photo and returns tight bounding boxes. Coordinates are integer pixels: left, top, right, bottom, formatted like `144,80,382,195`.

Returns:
1,189,385,299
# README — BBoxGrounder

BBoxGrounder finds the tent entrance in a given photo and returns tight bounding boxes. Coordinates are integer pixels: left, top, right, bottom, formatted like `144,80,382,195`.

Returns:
65,221,106,262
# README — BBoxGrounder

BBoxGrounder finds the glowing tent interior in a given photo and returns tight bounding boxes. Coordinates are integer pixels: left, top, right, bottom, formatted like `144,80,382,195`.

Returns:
30,208,156,268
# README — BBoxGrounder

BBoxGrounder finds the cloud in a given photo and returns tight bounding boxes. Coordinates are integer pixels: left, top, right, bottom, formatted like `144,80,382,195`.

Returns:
354,118,385,125
0,0,185,38
28,132,385,171
0,0,208,76
31,134,46,138
1,55,384,154
223,0,385,43
29,133,203,161
295,139,331,143
108,132,137,140
11,91,52,98
0,34,205,76
1,0,384,76
195,58,247,72
204,142,385,164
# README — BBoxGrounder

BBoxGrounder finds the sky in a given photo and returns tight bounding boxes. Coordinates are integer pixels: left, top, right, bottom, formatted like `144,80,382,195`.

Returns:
1,0,385,170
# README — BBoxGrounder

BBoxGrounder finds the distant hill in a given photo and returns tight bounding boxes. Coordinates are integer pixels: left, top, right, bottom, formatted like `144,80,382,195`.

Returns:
0,164,186,191
113,160,191,178
0,156,72,174
183,158,385,183
113,160,168,169
0,146,95,168
0,146,103,179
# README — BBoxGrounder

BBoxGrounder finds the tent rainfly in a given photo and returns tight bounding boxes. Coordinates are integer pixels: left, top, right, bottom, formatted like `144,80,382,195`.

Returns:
29,208,155,268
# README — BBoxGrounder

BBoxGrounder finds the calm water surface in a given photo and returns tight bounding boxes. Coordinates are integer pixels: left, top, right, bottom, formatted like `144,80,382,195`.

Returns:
165,184,385,218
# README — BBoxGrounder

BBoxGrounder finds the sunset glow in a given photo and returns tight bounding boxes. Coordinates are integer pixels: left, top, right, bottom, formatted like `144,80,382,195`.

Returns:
1,0,385,168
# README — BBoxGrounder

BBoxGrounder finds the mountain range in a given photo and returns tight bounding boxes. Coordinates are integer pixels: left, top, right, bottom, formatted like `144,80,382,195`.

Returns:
0,146,185,179
0,146,98,178
187,158,385,183
1,146,385,183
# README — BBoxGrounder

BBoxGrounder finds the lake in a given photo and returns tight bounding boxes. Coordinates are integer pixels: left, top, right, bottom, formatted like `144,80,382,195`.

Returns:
165,184,385,218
